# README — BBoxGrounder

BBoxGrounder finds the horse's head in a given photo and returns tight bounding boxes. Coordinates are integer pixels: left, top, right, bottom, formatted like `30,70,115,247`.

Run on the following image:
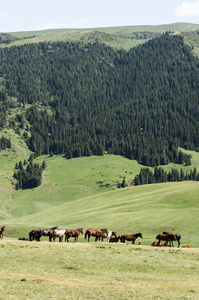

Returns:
80,228,83,234
104,228,108,235
140,233,143,239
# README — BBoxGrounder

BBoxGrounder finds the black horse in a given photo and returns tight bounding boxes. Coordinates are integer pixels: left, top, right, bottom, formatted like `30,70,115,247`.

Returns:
163,231,181,247
29,226,58,241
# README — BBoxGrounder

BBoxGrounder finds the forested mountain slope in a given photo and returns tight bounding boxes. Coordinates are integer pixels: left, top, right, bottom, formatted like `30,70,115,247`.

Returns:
0,33,199,167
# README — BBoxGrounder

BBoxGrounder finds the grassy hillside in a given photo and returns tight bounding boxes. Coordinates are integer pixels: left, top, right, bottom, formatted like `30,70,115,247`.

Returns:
4,181,199,247
1,22,199,53
1,240,199,299
0,128,199,245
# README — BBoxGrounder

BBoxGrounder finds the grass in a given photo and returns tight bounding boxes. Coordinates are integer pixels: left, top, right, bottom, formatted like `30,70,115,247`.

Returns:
1,22,199,53
0,129,199,247
1,130,199,299
0,240,199,299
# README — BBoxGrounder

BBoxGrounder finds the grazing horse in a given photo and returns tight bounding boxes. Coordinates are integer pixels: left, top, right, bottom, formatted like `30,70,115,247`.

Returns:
84,228,107,242
29,226,58,241
163,231,181,247
156,233,176,246
0,226,6,239
120,232,143,244
49,229,66,242
65,228,83,242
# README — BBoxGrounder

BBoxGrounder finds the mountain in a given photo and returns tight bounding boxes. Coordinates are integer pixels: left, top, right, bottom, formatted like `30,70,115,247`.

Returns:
1,32,199,168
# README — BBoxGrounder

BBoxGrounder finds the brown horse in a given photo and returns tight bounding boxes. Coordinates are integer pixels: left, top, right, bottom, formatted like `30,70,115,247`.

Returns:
182,245,191,248
65,228,83,242
84,228,107,242
163,231,181,247
120,232,143,244
120,235,137,244
109,235,121,243
94,229,108,242
0,226,6,239
156,233,176,246
151,241,167,247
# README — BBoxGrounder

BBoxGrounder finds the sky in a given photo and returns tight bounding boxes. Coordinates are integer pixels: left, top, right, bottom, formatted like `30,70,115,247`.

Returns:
0,0,199,33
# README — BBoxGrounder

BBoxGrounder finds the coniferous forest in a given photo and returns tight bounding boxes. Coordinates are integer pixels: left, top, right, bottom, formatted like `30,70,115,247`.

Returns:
0,33,199,168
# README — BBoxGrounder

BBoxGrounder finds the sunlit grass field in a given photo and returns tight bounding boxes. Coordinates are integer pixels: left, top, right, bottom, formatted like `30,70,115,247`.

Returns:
1,240,199,299
1,129,199,299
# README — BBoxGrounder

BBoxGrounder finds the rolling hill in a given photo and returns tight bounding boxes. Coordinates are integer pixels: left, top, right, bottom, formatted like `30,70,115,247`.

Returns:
0,23,199,249
1,22,199,54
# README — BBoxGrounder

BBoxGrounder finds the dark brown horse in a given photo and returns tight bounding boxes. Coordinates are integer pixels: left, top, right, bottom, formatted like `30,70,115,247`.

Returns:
84,228,107,242
65,228,83,242
120,232,143,244
156,233,176,246
120,235,136,244
0,226,6,239
163,231,181,247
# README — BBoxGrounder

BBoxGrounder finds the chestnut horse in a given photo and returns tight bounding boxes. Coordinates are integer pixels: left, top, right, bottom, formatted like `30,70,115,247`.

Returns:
120,232,143,244
109,235,121,243
156,233,176,246
0,226,6,239
65,228,83,242
84,228,108,242
151,241,167,247
94,229,108,242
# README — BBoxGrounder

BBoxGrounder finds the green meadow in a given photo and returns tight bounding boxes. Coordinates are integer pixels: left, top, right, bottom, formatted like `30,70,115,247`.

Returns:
1,240,199,300
0,129,199,247
1,130,199,299
2,22,199,54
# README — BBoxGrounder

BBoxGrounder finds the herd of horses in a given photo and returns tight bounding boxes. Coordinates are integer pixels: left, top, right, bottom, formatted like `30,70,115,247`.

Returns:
0,225,182,247
26,226,181,247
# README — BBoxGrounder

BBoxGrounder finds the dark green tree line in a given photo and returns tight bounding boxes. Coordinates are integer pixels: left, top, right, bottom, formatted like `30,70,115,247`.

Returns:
0,33,199,166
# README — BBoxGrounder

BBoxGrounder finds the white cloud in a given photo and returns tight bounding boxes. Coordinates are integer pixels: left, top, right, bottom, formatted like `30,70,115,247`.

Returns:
175,1,199,17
